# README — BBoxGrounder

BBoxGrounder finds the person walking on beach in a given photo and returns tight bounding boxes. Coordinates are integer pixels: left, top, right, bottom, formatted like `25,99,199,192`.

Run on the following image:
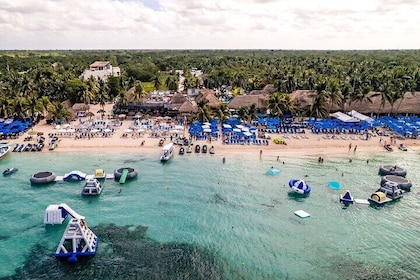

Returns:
354,145,357,152
259,149,262,160
348,143,352,151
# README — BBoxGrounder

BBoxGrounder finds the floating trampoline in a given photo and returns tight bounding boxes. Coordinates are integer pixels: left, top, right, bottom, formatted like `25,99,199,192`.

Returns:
30,171,56,184
266,168,281,175
378,165,407,177
328,181,341,190
289,179,311,195
114,167,138,180
381,175,412,191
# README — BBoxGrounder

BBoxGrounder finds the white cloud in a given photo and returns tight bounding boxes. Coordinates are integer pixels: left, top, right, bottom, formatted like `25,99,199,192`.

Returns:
0,0,419,49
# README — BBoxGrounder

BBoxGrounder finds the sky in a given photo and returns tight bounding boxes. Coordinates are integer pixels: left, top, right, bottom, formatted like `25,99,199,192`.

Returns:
0,0,419,50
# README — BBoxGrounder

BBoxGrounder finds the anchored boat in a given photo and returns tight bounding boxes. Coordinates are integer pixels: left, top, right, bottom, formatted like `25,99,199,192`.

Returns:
160,143,174,162
3,167,18,176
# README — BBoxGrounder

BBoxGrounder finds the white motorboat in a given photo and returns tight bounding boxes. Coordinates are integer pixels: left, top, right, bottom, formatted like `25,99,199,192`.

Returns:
0,145,11,160
160,143,174,162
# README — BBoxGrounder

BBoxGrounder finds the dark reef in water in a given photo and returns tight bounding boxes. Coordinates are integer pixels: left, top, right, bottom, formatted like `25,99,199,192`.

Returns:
4,224,241,280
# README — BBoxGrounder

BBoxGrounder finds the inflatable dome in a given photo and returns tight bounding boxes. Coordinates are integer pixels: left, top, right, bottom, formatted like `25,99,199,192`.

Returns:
288,179,311,195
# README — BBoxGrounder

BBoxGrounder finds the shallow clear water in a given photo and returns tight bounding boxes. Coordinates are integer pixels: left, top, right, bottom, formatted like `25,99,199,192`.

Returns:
0,149,419,279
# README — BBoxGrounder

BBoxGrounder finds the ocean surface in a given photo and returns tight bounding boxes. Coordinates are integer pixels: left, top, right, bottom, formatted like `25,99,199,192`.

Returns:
0,148,419,279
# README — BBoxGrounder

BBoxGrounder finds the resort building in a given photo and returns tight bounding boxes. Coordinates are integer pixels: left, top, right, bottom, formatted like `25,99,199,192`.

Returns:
81,61,121,81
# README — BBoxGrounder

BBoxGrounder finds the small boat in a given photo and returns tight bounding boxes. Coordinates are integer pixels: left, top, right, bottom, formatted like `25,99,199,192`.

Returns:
202,144,208,153
49,137,59,150
384,144,393,152
94,169,106,179
186,145,192,153
81,178,103,196
368,182,403,207
31,144,38,152
209,146,215,154
195,144,200,153
0,146,11,160
288,179,311,195
179,147,185,155
398,143,407,151
3,167,18,176
12,144,19,152
24,143,32,152
160,143,174,162
339,190,354,205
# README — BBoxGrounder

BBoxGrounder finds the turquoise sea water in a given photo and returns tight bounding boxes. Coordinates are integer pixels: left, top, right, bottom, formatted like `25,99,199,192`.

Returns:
0,149,419,279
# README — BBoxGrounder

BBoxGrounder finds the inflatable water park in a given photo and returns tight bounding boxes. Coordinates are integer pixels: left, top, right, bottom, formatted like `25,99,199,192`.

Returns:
29,167,138,185
44,203,98,263
288,179,311,195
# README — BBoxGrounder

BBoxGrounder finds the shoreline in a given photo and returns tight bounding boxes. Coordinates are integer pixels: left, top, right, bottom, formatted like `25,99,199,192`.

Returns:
9,103,420,158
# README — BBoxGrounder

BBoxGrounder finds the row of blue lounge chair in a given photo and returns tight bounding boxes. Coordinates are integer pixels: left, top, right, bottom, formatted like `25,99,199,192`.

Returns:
223,138,269,145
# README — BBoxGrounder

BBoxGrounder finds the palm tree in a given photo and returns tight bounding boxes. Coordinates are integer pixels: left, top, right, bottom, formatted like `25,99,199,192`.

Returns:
237,106,249,123
268,92,286,117
48,101,72,124
116,91,128,106
153,72,161,91
11,97,28,118
308,91,328,120
96,80,110,106
214,103,231,123
80,87,94,105
25,92,41,119
195,99,212,122
86,76,100,99
133,80,148,103
248,104,258,124
0,96,12,118
38,96,52,118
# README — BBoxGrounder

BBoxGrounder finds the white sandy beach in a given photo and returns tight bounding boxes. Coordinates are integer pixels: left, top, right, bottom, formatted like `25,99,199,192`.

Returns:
14,103,420,158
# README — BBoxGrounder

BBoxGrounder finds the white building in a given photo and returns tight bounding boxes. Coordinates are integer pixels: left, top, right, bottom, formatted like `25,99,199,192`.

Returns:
81,61,121,81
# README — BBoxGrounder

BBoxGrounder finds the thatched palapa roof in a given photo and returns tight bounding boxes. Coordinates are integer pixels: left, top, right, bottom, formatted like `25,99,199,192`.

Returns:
248,84,276,96
178,100,198,113
228,94,269,110
72,103,90,112
170,93,187,105
195,90,221,108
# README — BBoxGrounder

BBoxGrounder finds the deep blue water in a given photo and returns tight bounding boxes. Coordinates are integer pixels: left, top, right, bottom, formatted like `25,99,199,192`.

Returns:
0,149,419,279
